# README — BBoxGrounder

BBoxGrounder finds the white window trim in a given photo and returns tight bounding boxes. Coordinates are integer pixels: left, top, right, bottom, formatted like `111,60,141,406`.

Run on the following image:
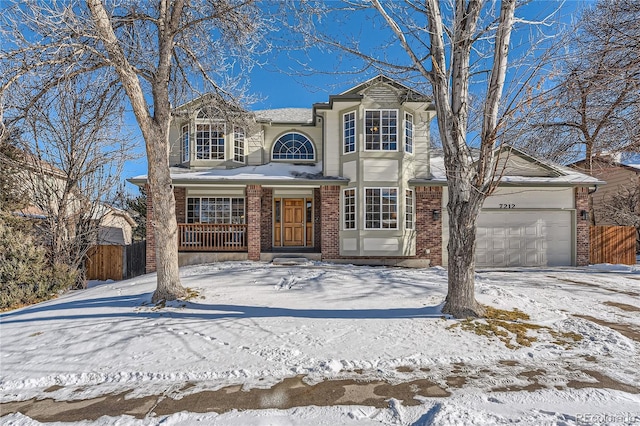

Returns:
364,109,399,152
195,121,226,161
364,187,399,230
343,111,357,154
405,188,414,230
187,196,245,224
343,188,357,230
404,112,414,155
270,131,316,162
181,124,190,163
233,126,245,164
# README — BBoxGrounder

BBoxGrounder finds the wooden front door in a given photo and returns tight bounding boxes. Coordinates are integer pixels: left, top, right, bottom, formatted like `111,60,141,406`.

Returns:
283,199,305,246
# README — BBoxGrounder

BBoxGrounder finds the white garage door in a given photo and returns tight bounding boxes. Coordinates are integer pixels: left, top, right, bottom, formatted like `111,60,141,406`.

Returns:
476,211,572,267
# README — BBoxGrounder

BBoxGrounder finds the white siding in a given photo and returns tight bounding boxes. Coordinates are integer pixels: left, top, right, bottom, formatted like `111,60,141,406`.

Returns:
323,110,341,176
342,238,357,251
343,161,357,181
363,237,399,252
363,159,398,181
483,187,573,209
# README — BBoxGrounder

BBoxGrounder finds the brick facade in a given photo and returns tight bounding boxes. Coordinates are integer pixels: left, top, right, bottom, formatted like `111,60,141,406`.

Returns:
174,187,186,224
575,187,590,266
320,185,341,260
247,185,262,261
261,188,273,252
415,186,443,266
314,188,322,251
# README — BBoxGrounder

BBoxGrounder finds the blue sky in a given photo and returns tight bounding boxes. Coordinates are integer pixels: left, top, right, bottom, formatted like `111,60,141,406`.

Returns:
122,0,592,193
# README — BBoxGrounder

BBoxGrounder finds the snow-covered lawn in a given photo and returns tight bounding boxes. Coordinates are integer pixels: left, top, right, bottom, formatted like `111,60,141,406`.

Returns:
1,261,639,425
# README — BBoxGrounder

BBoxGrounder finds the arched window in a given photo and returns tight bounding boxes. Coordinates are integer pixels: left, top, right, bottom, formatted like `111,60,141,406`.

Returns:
272,132,315,161
197,109,212,119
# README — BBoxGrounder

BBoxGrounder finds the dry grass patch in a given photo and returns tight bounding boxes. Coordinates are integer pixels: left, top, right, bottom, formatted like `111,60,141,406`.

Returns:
448,306,582,349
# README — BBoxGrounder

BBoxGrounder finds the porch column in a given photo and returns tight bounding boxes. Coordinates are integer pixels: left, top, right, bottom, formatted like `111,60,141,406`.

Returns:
576,187,590,266
247,185,262,261
415,186,443,266
320,185,341,260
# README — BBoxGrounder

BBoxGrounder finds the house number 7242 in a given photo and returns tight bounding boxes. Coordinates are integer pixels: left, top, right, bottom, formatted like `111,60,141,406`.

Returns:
499,204,516,209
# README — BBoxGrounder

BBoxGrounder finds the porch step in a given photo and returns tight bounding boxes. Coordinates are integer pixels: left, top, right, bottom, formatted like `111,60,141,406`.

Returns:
261,252,322,263
271,257,315,266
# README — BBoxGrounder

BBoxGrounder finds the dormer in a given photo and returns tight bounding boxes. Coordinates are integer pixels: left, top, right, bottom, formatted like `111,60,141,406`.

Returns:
313,75,435,179
169,101,255,170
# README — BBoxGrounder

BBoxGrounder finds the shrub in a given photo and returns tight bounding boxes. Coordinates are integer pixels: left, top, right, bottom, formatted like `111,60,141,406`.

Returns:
0,218,76,311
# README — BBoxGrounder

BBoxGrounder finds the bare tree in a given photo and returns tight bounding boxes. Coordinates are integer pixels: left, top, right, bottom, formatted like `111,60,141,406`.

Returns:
16,75,134,287
1,0,267,302
517,1,640,167
291,0,556,317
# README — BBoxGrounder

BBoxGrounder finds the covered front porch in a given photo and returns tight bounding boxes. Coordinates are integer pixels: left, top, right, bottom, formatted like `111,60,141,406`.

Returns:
172,184,336,261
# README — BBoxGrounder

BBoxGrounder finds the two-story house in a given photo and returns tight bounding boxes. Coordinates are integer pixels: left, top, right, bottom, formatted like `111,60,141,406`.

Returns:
130,75,601,271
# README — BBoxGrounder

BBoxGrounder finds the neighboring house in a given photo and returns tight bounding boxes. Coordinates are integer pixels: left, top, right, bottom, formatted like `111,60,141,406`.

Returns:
130,75,601,272
572,155,640,252
94,204,137,246
12,153,134,247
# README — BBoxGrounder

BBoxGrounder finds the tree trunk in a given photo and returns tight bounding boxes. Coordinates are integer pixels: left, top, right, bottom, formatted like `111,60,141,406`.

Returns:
86,0,186,303
442,182,486,318
146,123,186,303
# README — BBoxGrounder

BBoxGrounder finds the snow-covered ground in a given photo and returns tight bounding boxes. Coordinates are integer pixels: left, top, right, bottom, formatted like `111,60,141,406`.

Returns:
1,261,639,425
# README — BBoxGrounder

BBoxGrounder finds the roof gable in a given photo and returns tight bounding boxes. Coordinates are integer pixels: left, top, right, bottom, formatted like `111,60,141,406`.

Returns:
496,147,562,178
340,75,431,103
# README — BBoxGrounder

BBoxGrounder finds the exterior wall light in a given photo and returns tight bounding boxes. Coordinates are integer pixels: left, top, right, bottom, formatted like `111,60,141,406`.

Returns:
432,209,441,221
580,210,588,221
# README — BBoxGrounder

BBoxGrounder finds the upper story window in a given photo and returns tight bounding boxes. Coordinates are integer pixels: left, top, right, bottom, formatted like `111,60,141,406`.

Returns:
404,112,413,154
196,123,225,160
343,111,356,154
272,132,315,161
181,124,189,163
233,126,245,163
365,110,397,151
197,109,213,119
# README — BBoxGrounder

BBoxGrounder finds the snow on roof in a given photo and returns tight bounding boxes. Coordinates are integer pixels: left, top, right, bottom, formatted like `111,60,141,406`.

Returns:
426,150,602,185
254,108,314,124
132,162,345,184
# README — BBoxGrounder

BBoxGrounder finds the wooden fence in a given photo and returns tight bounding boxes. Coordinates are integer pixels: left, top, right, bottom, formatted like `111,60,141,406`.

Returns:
590,226,636,265
86,241,146,281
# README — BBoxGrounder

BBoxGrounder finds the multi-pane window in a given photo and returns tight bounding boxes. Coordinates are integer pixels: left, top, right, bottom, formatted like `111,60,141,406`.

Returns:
196,123,225,160
404,112,413,154
272,132,315,160
343,111,356,153
233,127,245,163
181,124,189,162
343,188,356,230
365,110,397,151
405,189,414,229
365,188,397,229
187,197,245,224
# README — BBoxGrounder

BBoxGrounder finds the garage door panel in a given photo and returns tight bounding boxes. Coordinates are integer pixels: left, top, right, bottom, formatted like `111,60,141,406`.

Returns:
476,211,572,267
